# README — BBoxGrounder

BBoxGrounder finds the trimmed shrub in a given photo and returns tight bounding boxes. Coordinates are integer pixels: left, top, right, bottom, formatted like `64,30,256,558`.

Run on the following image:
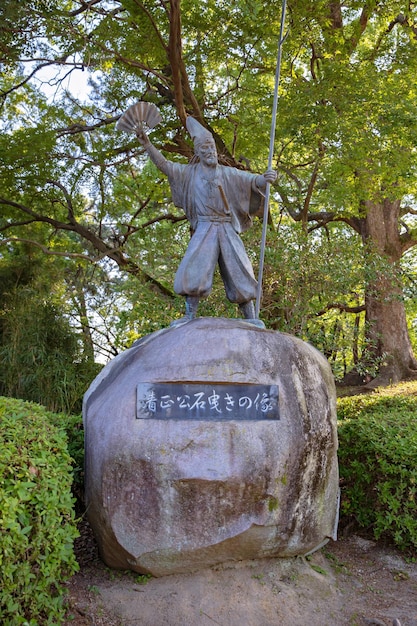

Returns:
46,411,85,505
0,397,79,625
337,383,417,554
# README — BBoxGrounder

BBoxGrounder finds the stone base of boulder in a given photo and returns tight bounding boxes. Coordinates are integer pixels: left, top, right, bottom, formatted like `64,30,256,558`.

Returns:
83,318,339,577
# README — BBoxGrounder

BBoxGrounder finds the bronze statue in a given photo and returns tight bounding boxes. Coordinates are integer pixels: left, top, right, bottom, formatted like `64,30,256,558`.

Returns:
117,104,276,324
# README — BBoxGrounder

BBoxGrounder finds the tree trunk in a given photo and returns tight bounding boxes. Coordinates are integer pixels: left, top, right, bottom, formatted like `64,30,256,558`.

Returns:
70,271,96,362
361,199,417,386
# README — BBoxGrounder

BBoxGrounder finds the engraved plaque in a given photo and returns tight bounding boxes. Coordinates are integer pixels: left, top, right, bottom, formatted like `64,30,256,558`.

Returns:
136,382,279,421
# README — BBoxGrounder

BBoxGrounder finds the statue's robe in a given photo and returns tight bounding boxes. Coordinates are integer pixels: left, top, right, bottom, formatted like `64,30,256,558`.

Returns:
165,162,264,303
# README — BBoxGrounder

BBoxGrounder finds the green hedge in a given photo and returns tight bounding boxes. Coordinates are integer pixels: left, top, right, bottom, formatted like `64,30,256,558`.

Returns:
337,383,417,554
46,410,84,505
0,397,79,625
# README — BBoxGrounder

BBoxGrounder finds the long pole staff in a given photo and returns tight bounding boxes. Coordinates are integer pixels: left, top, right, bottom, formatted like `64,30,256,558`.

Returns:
255,0,287,318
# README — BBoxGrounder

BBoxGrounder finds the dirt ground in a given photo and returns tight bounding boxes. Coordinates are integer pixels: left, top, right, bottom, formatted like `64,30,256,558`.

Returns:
64,520,417,626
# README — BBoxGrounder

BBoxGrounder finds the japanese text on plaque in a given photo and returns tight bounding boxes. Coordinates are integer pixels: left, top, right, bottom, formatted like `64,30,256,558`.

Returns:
136,382,279,421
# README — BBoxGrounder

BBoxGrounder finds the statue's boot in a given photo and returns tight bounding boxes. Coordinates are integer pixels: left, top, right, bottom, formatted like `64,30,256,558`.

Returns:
238,300,265,328
185,296,200,319
171,296,200,327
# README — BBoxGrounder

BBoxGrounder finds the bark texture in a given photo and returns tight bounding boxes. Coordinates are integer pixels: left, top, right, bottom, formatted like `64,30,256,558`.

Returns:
362,200,417,386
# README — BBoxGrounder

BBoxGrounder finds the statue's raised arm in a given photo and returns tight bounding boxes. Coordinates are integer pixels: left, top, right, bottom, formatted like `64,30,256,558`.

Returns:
117,103,276,326
137,127,171,176
116,102,171,176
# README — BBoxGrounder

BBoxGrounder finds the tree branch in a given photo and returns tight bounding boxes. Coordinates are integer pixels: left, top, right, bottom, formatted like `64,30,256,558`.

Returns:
0,195,175,298
57,115,119,136
402,205,417,216
301,159,321,226
0,57,72,99
46,180,76,222
348,1,372,50
314,302,366,317
0,237,103,262
167,0,203,124
369,13,407,60
307,214,363,234
0,218,37,231
140,212,187,229
68,0,103,17
130,0,168,51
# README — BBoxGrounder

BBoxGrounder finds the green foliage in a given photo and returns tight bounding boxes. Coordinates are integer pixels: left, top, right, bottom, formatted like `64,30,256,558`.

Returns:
1,0,416,379
0,396,79,625
337,382,417,554
254,220,368,378
403,247,417,354
0,253,100,413
47,411,85,502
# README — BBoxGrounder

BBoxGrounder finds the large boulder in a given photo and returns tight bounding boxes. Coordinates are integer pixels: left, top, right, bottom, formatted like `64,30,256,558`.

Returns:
83,318,339,577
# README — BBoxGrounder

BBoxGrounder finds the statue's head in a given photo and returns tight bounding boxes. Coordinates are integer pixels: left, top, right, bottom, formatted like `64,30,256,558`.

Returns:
186,116,218,166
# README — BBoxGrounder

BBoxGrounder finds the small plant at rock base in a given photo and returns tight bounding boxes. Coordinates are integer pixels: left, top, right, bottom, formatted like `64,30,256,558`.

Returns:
135,573,152,585
309,563,328,576
305,555,328,575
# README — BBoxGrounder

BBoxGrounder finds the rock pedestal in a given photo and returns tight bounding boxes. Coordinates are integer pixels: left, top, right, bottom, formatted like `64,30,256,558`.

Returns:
83,318,339,577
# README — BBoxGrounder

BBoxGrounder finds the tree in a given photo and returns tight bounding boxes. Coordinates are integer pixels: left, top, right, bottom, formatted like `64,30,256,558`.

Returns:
0,0,416,385
0,0,281,334
258,219,369,380
0,249,99,412
272,0,417,385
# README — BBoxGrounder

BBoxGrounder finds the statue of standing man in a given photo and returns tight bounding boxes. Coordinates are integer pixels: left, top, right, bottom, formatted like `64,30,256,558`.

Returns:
117,104,277,324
